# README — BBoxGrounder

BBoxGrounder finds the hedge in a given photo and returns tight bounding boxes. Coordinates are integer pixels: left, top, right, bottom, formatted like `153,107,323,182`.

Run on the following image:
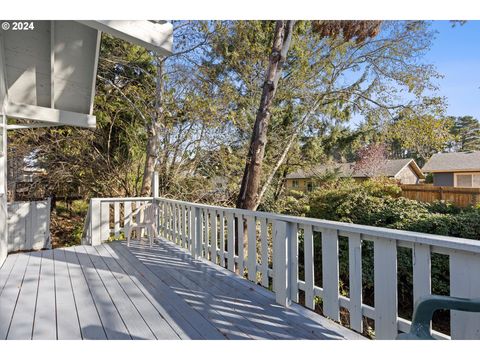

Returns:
282,178,479,327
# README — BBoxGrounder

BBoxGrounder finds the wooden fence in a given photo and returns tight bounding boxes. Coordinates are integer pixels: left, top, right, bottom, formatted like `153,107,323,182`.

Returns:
400,184,480,207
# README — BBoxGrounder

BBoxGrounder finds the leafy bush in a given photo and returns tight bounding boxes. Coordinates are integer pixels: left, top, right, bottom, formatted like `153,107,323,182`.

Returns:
305,178,480,239
426,200,462,215
307,178,430,228
286,177,480,328
262,190,310,216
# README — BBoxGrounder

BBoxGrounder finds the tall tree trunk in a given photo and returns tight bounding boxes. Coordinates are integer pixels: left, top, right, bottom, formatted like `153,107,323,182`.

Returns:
141,56,164,196
255,96,325,208
256,132,298,207
236,20,295,210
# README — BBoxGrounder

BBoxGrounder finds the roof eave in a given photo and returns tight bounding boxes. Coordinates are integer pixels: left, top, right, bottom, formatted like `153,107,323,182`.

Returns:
423,168,480,173
397,159,425,179
77,20,173,57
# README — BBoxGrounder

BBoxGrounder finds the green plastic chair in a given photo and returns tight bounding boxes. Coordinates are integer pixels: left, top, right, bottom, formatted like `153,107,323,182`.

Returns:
397,295,480,340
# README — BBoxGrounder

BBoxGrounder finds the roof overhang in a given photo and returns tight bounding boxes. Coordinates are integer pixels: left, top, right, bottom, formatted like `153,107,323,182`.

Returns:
424,169,480,174
78,20,173,57
1,20,173,129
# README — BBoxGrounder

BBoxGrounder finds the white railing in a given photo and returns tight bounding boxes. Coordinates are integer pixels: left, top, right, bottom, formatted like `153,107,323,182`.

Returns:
82,197,153,246
82,196,480,340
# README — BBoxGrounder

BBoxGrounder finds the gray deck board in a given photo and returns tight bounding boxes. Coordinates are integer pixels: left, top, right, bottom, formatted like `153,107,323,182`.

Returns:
130,244,275,339
152,240,359,340
53,248,82,340
136,244,306,339
101,243,204,340
0,253,18,296
167,242,364,340
134,247,255,339
107,242,226,340
64,248,107,340
32,250,57,339
0,252,30,339
0,239,364,340
92,245,179,339
81,245,156,340
137,257,254,339
7,252,41,339
128,242,319,339
73,246,131,340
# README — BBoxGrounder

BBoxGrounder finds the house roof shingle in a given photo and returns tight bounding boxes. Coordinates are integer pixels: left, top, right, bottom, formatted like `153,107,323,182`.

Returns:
286,158,424,179
422,151,480,173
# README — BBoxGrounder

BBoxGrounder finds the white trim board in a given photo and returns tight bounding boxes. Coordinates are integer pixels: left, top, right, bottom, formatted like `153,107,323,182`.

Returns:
5,102,96,128
6,123,63,130
77,20,173,56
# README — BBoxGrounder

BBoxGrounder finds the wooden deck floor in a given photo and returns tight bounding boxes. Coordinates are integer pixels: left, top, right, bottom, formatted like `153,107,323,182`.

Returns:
0,239,364,340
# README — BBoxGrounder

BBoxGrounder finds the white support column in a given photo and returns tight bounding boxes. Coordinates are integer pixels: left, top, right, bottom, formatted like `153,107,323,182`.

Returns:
152,171,159,198
0,113,7,265
90,199,101,246
0,33,8,265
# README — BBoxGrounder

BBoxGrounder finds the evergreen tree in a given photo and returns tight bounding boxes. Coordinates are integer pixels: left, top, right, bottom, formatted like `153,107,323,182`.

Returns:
451,116,480,152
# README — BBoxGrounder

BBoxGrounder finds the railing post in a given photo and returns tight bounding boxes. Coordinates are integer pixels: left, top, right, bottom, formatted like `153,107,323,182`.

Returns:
151,198,159,239
374,237,398,339
91,198,101,246
273,220,291,307
101,201,110,242
289,222,298,303
187,206,192,255
159,201,165,238
450,251,480,339
194,206,202,259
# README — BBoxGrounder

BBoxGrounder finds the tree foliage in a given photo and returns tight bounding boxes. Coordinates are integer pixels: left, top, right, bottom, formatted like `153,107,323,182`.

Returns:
386,114,454,165
450,116,480,152
9,20,455,212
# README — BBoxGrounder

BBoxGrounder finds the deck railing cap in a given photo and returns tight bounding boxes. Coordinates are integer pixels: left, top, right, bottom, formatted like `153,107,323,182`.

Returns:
153,196,480,254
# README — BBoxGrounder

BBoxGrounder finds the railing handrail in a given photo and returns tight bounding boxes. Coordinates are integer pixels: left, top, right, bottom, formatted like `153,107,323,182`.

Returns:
92,196,153,202
154,196,480,255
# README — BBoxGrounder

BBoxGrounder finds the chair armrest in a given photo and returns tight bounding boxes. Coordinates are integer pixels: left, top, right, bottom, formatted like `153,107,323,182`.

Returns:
397,295,480,340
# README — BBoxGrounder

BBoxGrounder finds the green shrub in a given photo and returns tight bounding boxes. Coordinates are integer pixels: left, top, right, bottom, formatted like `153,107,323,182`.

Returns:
361,177,402,197
262,190,310,216
426,200,462,215
307,179,430,229
306,179,480,240
289,177,480,326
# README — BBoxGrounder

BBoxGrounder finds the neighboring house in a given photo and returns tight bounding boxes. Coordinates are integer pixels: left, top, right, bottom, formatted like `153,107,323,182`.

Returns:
285,158,424,192
422,151,480,187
